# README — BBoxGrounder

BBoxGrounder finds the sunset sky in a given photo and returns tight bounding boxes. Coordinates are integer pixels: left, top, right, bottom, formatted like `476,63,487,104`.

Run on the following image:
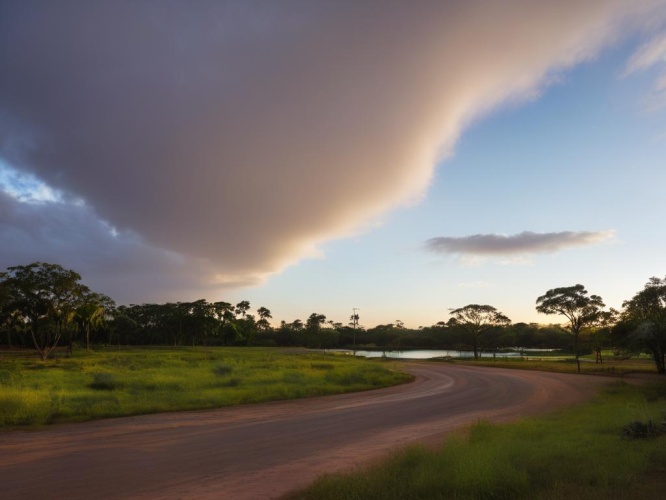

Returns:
1,1,665,328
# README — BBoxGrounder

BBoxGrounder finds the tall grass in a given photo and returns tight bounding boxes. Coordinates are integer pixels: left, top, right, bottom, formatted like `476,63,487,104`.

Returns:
0,347,411,427
288,382,666,500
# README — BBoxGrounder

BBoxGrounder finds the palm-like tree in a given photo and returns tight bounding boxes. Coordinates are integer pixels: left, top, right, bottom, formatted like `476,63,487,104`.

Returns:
76,292,114,350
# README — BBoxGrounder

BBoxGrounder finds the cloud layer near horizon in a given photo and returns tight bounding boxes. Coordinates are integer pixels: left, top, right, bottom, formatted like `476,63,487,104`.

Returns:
0,1,663,301
425,231,616,257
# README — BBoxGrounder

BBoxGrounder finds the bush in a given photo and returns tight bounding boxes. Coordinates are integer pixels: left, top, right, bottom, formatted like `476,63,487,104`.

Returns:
212,364,234,376
622,420,662,439
88,373,122,391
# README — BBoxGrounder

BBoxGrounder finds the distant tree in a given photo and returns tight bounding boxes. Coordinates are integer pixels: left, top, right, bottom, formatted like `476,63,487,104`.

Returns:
2,262,89,360
235,313,257,345
256,306,272,331
449,304,511,359
0,273,15,345
536,284,605,362
187,299,220,346
213,301,235,322
306,313,327,334
76,292,115,350
235,300,251,318
618,276,666,374
109,306,139,345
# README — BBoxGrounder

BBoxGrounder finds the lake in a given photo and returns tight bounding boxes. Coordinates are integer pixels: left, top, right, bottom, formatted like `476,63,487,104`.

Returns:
325,349,527,359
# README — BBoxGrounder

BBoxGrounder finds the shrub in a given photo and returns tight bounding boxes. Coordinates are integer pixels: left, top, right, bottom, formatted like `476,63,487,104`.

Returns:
621,420,662,439
88,373,121,391
212,364,234,376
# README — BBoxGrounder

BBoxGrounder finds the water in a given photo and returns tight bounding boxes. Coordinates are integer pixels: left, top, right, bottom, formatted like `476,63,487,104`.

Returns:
325,349,525,359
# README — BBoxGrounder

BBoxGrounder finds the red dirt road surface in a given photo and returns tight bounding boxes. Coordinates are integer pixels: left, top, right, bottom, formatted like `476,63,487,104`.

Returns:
0,363,612,499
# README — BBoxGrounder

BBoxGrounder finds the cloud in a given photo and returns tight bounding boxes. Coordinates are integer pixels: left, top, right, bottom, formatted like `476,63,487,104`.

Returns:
0,189,234,302
425,230,616,258
0,1,662,302
623,30,666,108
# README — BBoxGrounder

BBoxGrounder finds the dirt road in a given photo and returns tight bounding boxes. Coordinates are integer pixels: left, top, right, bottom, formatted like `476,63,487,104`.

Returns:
0,363,612,499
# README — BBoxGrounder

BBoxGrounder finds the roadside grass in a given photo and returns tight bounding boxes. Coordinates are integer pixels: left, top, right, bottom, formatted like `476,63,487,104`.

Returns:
447,355,657,377
286,382,666,500
0,347,411,427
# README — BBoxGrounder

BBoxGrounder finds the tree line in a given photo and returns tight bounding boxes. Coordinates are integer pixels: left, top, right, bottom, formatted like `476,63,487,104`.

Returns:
0,262,664,373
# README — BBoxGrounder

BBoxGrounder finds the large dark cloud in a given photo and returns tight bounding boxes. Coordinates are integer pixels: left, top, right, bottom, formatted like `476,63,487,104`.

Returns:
425,231,615,256
0,0,662,301
0,189,229,301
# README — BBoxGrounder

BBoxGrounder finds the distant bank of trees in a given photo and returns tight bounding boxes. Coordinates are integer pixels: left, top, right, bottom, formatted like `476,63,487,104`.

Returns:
0,262,664,373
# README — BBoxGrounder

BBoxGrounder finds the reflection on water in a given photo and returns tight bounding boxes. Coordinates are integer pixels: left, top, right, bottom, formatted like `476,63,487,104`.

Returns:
326,349,525,359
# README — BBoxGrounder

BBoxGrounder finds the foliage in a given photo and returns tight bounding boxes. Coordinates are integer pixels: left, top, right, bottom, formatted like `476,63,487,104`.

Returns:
306,313,327,333
622,420,663,439
1,263,91,360
617,276,666,374
75,292,115,350
3,261,666,365
536,284,605,360
449,304,511,359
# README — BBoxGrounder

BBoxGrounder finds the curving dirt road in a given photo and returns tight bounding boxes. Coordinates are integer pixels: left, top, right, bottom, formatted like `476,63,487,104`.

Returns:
0,363,613,499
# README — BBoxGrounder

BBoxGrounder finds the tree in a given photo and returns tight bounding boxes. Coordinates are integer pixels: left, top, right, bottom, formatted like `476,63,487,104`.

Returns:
619,276,666,374
0,273,16,346
76,292,115,350
536,284,605,362
2,262,90,360
349,311,360,349
256,306,272,331
235,300,250,318
186,299,219,346
588,308,618,364
306,313,326,334
449,304,511,360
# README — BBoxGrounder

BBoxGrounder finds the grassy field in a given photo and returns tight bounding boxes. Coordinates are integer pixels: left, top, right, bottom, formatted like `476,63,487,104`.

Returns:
0,347,411,427
441,352,659,377
287,381,666,500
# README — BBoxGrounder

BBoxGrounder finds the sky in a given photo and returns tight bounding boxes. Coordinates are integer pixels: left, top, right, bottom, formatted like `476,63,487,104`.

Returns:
1,0,666,329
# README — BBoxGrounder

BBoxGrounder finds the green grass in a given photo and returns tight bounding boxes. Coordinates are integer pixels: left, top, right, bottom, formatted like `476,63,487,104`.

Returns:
448,355,658,376
0,347,412,427
287,382,666,500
